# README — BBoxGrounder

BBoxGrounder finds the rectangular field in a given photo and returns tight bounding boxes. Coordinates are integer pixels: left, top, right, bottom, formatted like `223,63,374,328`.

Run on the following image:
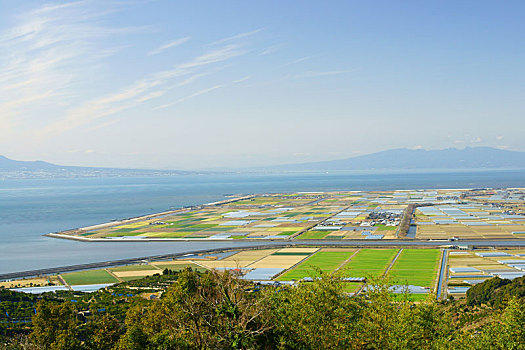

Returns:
277,249,356,280
340,248,398,278
61,269,119,285
388,249,441,287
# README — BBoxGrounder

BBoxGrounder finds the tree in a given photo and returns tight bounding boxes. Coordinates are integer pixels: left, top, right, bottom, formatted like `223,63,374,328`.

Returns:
270,272,361,349
30,301,81,350
118,268,273,349
83,312,123,350
466,277,511,306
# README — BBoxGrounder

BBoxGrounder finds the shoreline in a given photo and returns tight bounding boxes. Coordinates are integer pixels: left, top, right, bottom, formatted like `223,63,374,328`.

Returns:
45,194,256,242
3,239,525,281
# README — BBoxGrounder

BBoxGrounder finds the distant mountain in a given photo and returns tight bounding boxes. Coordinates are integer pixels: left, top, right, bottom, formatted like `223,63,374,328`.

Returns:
0,155,61,171
0,155,197,179
264,147,525,171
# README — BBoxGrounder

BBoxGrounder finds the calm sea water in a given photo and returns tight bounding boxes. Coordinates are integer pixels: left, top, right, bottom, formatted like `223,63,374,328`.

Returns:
1,170,524,274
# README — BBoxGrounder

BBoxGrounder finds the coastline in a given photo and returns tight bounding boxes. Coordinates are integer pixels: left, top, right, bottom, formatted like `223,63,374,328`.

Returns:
45,194,256,242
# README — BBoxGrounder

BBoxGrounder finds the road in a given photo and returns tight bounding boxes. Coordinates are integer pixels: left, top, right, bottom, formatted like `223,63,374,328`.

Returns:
2,239,525,281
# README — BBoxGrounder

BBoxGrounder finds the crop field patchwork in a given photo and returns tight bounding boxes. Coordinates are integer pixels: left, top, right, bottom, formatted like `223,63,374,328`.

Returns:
22,246,525,301
61,188,525,242
446,249,525,296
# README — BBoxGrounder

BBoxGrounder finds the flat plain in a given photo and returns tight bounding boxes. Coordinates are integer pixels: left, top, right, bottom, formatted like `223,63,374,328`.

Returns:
58,188,525,242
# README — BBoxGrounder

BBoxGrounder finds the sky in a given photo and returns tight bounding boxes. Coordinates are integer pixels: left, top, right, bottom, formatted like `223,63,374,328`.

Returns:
0,0,524,170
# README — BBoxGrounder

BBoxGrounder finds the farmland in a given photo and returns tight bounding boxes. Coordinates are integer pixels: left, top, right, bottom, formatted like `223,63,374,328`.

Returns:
20,247,440,301
388,249,441,287
6,188,525,300
7,246,525,301
277,250,356,280
342,248,399,278
50,188,525,242
61,269,119,286
446,248,525,297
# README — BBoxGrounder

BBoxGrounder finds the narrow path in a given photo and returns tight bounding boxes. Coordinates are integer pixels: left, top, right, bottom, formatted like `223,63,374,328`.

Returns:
396,204,417,238
191,261,209,270
289,205,351,240
150,263,162,270
105,268,124,283
354,249,402,296
334,249,361,272
57,275,73,291
436,249,448,300
383,249,403,276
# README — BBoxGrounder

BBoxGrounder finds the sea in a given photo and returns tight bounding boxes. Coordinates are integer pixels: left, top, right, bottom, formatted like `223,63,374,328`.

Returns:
1,169,525,275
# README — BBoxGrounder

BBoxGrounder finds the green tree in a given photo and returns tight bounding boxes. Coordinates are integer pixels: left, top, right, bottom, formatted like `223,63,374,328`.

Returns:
118,268,273,349
473,298,525,349
270,272,361,349
30,301,81,350
84,312,123,350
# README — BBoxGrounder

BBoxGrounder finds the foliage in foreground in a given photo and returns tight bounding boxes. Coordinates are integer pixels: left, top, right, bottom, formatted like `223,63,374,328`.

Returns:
2,269,525,349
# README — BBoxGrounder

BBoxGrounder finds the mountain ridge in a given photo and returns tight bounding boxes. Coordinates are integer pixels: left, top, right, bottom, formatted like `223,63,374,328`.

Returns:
261,147,525,171
2,147,525,174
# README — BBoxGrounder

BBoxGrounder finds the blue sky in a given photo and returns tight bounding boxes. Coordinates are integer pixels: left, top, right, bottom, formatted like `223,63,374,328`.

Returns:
0,0,524,169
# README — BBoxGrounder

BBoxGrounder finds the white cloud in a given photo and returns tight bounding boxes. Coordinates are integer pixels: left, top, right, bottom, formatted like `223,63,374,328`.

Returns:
0,1,144,140
259,44,283,56
210,28,263,45
39,44,246,137
147,36,190,56
0,2,269,154
232,76,250,83
153,84,225,110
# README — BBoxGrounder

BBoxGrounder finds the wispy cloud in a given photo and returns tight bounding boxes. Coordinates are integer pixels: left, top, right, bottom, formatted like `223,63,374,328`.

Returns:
232,76,250,83
147,36,190,56
291,56,314,64
210,28,263,45
0,1,145,138
40,44,247,137
0,2,268,142
153,85,225,110
259,44,283,56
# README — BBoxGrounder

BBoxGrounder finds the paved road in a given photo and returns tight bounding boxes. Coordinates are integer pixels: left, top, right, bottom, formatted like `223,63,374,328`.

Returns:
2,239,525,281
436,249,448,300
292,239,525,247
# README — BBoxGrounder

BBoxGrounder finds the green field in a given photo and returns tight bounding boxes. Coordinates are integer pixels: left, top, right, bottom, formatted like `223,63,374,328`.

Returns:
61,269,119,285
277,250,354,280
109,264,158,272
388,249,441,287
374,224,397,231
341,249,398,278
297,230,329,239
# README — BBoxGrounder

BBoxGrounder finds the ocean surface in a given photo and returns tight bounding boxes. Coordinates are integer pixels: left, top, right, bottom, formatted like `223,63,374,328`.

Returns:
1,169,525,274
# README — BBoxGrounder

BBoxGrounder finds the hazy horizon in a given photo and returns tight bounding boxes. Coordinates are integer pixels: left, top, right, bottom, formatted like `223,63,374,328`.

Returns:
1,1,524,170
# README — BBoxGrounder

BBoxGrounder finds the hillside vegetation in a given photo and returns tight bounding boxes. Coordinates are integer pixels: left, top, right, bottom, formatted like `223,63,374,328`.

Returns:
2,269,525,349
